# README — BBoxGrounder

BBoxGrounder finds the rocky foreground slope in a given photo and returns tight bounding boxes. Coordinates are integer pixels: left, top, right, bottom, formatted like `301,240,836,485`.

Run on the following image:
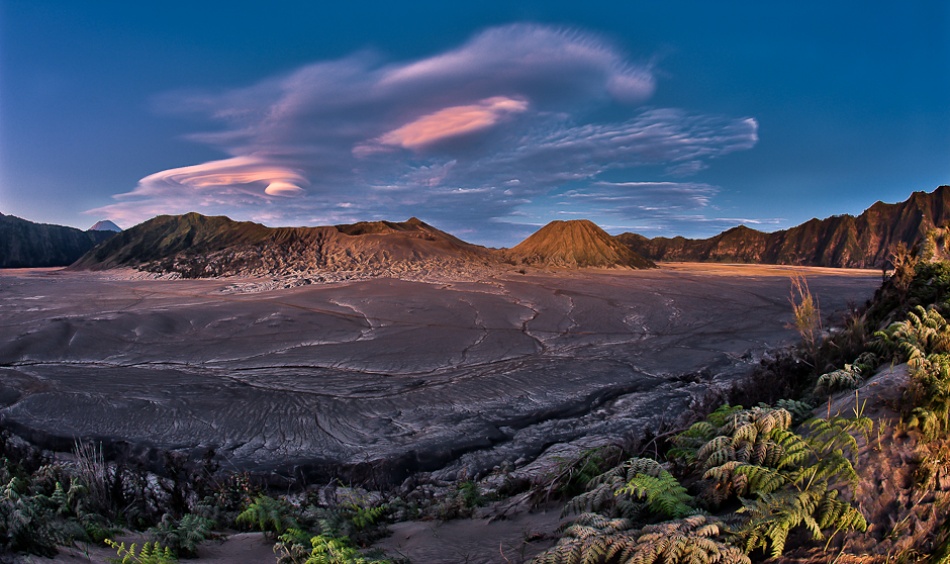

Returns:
618,185,950,268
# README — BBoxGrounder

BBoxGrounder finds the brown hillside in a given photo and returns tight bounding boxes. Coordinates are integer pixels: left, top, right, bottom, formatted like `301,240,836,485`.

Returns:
618,185,950,268
73,213,496,278
509,219,655,269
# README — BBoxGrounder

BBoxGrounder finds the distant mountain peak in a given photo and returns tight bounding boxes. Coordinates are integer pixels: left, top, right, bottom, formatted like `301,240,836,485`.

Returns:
89,219,122,232
509,219,655,269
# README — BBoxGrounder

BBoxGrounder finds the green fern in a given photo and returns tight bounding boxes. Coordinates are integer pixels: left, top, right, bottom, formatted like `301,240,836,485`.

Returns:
549,403,870,561
148,513,214,557
615,469,694,519
236,494,297,540
562,457,663,518
533,514,748,564
625,516,750,564
304,534,390,563
737,485,866,558
684,406,795,473
806,412,872,457
875,305,950,441
876,305,950,363
906,352,950,440
532,512,638,564
680,404,868,556
727,415,868,557
549,446,624,499
274,528,316,564
1,474,88,556
815,365,863,395
106,539,178,564
774,398,815,425
348,503,386,531
851,351,879,375
669,404,746,466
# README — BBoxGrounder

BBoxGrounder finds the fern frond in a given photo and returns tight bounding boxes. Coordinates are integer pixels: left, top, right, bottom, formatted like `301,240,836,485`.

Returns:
616,470,694,519
732,423,758,445
733,464,788,496
815,367,862,395
697,436,735,470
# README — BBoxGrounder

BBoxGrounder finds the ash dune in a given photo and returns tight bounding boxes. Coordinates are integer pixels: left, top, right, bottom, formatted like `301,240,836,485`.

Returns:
0,266,879,483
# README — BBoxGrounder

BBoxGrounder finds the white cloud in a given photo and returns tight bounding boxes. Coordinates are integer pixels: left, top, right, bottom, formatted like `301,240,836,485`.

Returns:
87,23,759,245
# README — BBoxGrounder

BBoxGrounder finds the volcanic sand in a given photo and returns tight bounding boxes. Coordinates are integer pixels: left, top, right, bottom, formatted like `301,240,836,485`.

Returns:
0,264,880,483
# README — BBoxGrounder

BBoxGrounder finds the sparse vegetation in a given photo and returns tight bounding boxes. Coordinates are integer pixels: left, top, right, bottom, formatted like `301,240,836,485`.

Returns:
535,403,869,562
789,273,822,363
536,245,950,562
106,539,178,563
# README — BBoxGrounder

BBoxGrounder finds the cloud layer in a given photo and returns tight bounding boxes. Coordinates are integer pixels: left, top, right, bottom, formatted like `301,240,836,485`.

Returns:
88,23,759,245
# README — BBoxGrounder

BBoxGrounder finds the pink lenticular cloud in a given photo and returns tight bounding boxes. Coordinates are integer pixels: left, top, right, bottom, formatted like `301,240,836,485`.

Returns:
264,181,305,196
134,156,307,194
87,156,308,223
356,96,528,155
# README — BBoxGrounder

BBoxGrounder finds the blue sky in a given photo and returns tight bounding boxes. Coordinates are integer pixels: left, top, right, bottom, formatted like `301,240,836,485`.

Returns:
1,1,947,246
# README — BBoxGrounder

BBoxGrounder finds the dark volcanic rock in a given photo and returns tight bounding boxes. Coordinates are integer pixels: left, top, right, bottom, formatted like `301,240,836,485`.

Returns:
509,219,654,269
619,185,950,268
0,213,116,268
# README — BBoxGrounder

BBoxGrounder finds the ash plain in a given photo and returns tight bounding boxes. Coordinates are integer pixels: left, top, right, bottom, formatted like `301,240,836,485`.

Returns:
0,265,880,484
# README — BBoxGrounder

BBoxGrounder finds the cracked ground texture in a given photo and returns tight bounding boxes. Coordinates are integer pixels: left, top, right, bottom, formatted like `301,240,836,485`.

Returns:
0,264,880,484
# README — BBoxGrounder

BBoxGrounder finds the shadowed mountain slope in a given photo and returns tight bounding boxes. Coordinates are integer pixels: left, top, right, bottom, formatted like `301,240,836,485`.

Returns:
618,185,950,268
509,219,655,269
0,213,116,268
72,213,273,270
72,213,496,277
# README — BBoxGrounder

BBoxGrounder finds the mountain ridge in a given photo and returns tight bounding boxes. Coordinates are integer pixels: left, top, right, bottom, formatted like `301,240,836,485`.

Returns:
72,214,655,278
8,185,950,273
71,213,499,278
618,185,950,268
0,213,117,268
